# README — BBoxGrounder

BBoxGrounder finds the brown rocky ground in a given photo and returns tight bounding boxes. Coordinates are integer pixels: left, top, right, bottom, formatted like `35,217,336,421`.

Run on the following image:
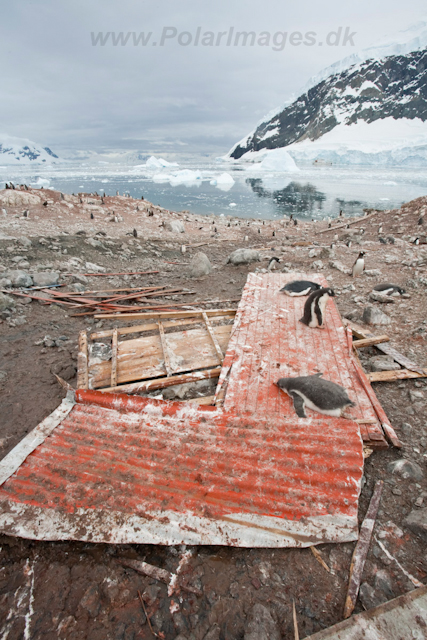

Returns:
0,187,426,639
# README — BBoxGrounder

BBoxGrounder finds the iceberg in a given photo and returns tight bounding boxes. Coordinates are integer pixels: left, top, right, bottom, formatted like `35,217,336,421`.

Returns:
145,156,179,169
259,149,300,172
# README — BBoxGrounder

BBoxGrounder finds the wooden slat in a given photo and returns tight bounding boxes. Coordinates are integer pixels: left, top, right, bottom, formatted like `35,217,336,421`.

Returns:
202,312,224,363
343,480,384,618
353,335,390,349
77,331,89,389
158,322,173,376
102,367,222,394
185,395,215,405
368,368,427,382
94,308,238,321
110,329,118,387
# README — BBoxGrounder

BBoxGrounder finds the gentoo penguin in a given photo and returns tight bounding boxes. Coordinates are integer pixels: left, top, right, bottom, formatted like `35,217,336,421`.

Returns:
352,251,365,277
267,257,280,271
133,228,138,238
276,373,355,418
300,287,335,328
281,280,321,297
373,283,405,296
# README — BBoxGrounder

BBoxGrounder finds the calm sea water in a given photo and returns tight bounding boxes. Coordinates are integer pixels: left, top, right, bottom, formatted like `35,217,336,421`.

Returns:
1,159,426,221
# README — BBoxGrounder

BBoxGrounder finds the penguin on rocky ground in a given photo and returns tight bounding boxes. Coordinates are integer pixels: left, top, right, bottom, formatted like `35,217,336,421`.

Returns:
281,280,321,297
267,257,280,271
300,288,335,328
352,251,365,277
373,283,405,296
276,373,355,418
133,228,138,238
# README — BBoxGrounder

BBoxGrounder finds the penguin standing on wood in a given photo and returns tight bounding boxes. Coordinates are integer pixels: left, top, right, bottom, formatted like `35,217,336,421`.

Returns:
352,251,365,277
300,287,335,328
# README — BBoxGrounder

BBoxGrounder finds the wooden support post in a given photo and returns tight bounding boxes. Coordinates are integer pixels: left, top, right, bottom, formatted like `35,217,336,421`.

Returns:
158,322,173,376
202,311,224,364
77,331,89,389
343,480,384,619
110,328,118,387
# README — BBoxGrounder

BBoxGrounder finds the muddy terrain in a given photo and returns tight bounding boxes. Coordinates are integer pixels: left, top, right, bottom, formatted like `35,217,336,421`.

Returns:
0,187,426,639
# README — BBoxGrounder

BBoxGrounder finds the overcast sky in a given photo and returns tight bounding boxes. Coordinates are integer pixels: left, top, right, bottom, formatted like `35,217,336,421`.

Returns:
1,0,426,157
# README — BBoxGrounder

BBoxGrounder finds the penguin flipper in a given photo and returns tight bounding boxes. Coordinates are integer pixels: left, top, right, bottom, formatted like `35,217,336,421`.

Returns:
290,392,306,418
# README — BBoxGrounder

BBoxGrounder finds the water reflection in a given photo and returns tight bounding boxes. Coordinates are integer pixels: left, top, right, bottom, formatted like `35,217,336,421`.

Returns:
246,178,327,217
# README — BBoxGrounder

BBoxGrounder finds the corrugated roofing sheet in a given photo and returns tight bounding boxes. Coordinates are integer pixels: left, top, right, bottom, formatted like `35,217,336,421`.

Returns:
0,389,363,546
0,272,390,547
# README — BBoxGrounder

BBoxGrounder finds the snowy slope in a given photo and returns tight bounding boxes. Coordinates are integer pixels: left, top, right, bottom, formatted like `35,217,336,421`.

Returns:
228,18,427,166
0,135,60,164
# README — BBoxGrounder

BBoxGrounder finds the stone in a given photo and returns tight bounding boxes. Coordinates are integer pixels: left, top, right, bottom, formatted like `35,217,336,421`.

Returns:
85,262,106,273
319,246,334,259
0,191,41,207
409,390,424,403
79,584,101,618
0,371,7,383
404,507,427,541
164,219,185,233
71,274,89,284
7,270,33,288
188,252,212,278
365,269,382,277
244,603,280,640
362,306,392,326
369,356,401,372
0,293,15,312
0,278,12,288
17,236,32,248
369,291,395,304
32,271,60,287
388,459,423,481
329,260,350,274
227,248,261,265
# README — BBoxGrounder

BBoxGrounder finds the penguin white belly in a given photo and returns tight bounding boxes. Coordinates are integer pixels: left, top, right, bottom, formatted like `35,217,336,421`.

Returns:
353,259,364,277
308,299,320,327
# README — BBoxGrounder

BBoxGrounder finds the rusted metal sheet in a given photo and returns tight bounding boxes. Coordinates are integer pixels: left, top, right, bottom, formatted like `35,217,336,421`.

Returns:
305,586,427,640
217,273,389,448
0,273,377,546
0,388,363,546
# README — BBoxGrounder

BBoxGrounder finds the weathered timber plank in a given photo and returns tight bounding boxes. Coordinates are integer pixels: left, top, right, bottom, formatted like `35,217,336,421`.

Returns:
110,329,118,387
158,321,173,376
77,331,89,389
353,335,390,349
343,480,384,618
368,368,427,382
102,367,222,394
202,311,224,364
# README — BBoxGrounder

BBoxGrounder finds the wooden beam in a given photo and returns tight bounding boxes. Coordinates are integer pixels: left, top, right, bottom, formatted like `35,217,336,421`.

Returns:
368,368,427,382
110,328,118,387
158,322,173,377
352,335,390,349
90,313,235,340
101,367,222,394
94,308,237,321
316,209,383,235
352,360,402,448
77,331,89,389
202,311,224,363
343,480,384,619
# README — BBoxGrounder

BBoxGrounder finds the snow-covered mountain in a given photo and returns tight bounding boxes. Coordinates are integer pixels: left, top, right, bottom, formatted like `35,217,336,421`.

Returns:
228,19,427,166
0,135,60,164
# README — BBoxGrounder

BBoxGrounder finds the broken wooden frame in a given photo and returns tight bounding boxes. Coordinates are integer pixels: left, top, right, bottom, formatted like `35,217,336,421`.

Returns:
77,309,236,400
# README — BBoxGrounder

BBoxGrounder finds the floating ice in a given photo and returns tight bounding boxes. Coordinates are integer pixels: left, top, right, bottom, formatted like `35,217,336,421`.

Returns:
145,156,179,169
259,149,300,173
